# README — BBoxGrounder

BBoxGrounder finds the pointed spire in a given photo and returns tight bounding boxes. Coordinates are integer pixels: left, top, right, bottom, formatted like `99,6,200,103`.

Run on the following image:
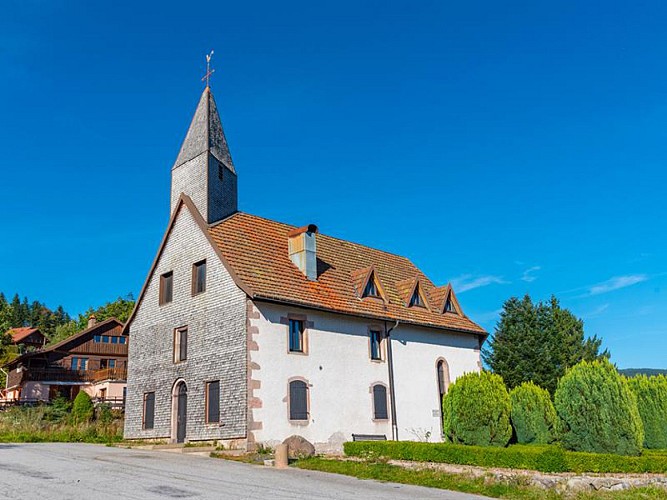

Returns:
173,87,235,173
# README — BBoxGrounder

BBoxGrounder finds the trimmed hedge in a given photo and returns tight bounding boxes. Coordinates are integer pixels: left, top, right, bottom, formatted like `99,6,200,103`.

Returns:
628,374,667,449
343,441,667,474
443,371,512,447
509,382,556,445
554,360,644,456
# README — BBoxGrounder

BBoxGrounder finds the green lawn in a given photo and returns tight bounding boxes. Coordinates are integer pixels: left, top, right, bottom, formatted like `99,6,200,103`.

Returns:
295,458,667,499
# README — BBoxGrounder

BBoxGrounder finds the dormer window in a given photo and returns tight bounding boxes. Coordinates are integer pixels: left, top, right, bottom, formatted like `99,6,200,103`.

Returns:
409,284,426,308
363,277,378,297
444,298,455,313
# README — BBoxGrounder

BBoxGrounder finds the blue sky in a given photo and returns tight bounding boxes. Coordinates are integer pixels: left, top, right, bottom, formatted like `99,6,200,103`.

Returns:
1,1,665,368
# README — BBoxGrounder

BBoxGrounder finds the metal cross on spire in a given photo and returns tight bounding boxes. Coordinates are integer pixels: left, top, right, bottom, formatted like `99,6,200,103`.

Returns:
202,50,215,87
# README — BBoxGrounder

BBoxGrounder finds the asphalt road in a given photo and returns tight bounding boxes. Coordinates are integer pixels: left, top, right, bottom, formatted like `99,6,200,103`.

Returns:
0,443,489,499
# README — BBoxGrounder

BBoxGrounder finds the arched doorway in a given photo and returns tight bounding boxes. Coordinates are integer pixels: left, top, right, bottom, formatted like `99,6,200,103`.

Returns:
171,380,187,443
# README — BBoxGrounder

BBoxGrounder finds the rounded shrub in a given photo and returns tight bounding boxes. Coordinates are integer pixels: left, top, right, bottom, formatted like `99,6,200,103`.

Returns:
627,375,667,449
554,360,644,456
443,371,512,447
71,391,94,424
510,382,557,445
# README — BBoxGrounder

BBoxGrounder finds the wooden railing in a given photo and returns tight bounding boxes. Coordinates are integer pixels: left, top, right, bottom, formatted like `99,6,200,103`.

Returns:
22,367,127,384
90,367,127,383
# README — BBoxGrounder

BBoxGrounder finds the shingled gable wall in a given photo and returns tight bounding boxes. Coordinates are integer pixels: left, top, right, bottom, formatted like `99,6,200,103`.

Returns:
123,202,247,443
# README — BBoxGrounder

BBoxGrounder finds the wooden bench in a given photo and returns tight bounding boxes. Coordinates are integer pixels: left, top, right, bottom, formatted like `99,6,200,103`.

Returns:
351,434,387,441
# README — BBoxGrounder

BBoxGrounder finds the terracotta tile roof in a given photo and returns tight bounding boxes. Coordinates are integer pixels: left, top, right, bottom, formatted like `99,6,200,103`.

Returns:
7,327,41,343
208,212,486,335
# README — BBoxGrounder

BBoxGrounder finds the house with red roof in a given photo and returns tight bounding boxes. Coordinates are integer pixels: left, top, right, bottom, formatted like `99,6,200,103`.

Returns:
2,318,128,404
6,327,47,351
123,85,486,451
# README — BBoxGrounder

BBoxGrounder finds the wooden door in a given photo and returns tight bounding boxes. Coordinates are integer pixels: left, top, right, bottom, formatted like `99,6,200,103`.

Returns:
176,384,187,443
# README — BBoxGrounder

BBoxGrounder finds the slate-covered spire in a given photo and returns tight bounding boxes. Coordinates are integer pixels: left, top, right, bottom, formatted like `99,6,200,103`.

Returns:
170,86,238,224
173,87,235,173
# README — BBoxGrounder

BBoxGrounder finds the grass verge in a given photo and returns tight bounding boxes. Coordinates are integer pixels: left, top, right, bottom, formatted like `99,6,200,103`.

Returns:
295,458,667,499
0,405,123,444
345,441,667,474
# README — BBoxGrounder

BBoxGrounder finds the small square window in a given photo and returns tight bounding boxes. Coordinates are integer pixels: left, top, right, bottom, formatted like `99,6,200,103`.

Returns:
174,327,188,363
288,319,304,353
218,164,224,181
160,271,173,305
111,336,119,344
192,260,206,295
93,335,101,343
102,335,110,343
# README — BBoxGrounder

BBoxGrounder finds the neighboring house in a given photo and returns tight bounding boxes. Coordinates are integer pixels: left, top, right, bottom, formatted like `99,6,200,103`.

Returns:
6,327,47,351
123,85,487,451
2,317,128,404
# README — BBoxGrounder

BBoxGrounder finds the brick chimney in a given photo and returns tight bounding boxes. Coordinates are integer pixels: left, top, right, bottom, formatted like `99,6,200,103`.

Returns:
88,315,97,328
288,224,318,281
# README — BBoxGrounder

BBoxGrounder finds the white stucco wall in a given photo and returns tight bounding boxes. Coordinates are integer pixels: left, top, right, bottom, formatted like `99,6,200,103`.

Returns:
391,324,481,442
249,302,481,451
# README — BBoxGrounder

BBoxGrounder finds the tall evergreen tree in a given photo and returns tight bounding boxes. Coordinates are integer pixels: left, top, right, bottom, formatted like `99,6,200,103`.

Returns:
483,294,608,394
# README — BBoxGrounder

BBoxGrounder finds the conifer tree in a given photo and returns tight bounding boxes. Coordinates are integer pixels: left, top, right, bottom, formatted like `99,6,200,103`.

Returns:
483,295,608,394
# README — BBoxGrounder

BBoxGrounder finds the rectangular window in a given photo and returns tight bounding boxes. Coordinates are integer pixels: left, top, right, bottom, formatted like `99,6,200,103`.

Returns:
71,357,79,370
370,330,382,361
102,335,109,343
80,358,88,371
288,319,304,353
93,335,101,343
373,385,388,420
289,380,309,421
192,260,206,295
206,380,220,423
111,336,118,344
119,337,127,344
174,327,188,363
143,392,155,430
108,359,116,369
160,271,173,305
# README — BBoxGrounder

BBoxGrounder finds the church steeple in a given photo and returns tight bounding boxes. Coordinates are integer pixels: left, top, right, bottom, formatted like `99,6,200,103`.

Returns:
170,86,238,224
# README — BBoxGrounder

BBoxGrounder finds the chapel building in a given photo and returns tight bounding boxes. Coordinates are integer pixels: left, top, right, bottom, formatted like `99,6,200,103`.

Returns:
123,85,486,451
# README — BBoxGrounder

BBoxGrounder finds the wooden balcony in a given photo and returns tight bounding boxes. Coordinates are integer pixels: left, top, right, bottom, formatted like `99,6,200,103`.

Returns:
22,367,127,384
90,367,127,383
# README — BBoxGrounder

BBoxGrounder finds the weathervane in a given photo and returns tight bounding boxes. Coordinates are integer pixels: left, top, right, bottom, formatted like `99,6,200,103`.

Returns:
202,50,215,87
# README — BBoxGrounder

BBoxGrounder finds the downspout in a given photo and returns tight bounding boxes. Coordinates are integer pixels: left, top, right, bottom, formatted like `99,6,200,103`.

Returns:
385,320,399,441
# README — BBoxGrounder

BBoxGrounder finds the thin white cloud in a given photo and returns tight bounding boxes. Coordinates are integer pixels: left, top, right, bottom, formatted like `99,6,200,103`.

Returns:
521,266,541,283
589,275,648,295
451,274,509,293
585,304,609,317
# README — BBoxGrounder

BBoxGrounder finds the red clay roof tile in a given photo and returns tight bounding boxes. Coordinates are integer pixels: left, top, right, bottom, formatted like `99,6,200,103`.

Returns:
209,212,486,335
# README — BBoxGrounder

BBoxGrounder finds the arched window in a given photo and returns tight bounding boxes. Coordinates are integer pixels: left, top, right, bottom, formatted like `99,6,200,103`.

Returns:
437,360,449,398
372,384,388,420
289,380,308,421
